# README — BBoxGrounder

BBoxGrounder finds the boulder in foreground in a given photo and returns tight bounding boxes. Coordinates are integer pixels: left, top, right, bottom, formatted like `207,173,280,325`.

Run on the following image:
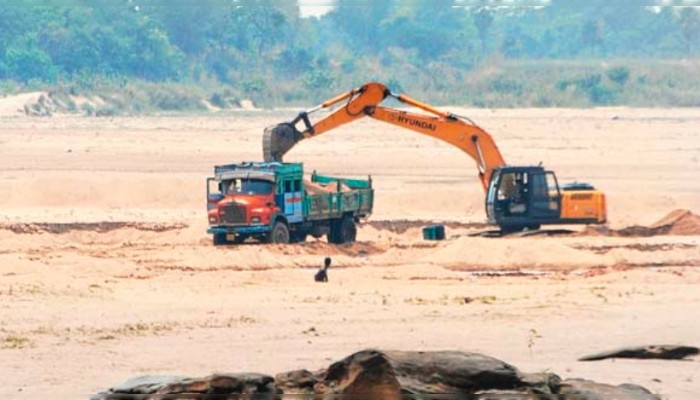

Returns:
94,349,660,399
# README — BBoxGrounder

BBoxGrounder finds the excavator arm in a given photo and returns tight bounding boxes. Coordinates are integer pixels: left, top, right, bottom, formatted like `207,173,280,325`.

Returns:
263,82,506,190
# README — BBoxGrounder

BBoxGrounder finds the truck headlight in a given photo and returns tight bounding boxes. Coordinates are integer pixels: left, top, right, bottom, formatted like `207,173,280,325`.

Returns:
251,216,261,223
209,216,218,223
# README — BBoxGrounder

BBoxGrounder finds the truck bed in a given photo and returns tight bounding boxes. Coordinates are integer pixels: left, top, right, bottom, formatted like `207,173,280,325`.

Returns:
303,173,373,220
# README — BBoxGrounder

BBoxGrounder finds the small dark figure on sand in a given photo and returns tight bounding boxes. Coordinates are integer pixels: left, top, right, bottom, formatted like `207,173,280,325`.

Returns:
315,257,331,282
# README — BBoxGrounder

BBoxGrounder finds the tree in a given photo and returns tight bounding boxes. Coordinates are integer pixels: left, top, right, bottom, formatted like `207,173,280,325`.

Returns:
473,7,494,55
581,19,605,56
680,7,700,55
328,0,396,54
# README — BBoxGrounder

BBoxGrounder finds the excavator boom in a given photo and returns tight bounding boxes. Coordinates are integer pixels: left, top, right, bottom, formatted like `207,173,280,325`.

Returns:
263,81,607,231
263,82,505,190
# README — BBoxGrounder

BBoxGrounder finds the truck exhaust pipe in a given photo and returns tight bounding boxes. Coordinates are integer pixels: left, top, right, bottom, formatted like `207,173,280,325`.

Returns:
262,123,303,162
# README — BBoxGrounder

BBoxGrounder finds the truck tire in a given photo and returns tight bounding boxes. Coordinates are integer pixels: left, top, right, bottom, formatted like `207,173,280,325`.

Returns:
327,220,341,244
213,233,228,246
267,221,290,244
340,217,357,243
328,217,356,244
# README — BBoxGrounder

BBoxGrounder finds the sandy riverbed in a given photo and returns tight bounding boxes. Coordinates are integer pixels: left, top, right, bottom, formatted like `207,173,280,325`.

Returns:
0,107,698,399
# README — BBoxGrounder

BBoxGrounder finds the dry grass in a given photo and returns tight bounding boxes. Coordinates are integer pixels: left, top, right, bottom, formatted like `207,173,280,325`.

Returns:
1,335,33,350
404,294,501,306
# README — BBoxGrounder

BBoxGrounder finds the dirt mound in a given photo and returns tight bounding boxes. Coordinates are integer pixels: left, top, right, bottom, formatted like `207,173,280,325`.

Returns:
580,209,700,237
651,209,700,235
0,222,187,235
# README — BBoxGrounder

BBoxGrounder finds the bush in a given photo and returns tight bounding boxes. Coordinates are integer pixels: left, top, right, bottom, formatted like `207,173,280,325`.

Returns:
589,83,618,105
607,66,630,86
241,78,267,94
302,70,336,90
148,88,205,111
576,73,602,90
488,78,523,95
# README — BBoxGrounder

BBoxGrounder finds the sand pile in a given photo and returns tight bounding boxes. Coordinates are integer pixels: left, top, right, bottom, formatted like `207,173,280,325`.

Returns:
0,91,46,116
650,209,700,235
613,209,700,237
304,180,352,194
581,209,700,237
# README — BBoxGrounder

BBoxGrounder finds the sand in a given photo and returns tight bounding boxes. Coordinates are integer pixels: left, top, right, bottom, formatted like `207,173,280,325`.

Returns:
0,107,699,399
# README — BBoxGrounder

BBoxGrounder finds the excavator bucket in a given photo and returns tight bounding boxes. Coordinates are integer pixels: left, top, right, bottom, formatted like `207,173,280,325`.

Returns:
262,123,303,162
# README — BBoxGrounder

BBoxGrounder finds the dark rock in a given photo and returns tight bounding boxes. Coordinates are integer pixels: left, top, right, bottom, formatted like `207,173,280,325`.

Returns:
618,383,656,395
315,349,403,398
96,373,276,399
387,350,522,393
579,345,699,361
519,372,562,394
473,389,539,400
306,349,523,396
275,369,320,391
93,349,660,400
111,375,190,394
559,379,661,400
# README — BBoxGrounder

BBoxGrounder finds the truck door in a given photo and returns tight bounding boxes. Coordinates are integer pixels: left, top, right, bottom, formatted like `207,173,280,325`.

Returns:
206,178,224,211
529,172,560,221
282,178,304,223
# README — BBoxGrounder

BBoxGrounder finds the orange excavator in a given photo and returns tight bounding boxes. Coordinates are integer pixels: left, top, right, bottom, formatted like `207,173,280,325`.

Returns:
263,82,606,232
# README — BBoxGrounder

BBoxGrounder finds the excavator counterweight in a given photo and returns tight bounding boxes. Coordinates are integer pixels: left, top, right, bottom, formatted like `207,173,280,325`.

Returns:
262,82,607,232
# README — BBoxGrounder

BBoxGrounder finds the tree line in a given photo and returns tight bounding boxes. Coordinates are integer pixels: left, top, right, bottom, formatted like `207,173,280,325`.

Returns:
1,0,699,105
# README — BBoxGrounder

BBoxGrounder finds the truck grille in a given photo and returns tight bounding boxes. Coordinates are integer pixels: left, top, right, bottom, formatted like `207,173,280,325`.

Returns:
220,204,246,224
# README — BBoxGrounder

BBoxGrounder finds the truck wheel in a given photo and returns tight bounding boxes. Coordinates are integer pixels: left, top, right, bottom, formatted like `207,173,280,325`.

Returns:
267,221,290,244
213,233,228,246
340,218,357,243
328,218,356,244
327,220,342,244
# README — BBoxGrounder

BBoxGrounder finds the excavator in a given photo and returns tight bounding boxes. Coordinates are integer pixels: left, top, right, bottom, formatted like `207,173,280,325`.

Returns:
262,82,606,233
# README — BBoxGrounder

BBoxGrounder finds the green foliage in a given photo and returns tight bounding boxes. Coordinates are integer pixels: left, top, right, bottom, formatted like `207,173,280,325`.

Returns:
607,66,630,86
241,78,267,95
1,2,700,109
302,70,336,91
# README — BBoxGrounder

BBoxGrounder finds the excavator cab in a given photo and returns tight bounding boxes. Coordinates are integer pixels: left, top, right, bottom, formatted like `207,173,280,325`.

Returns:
486,166,562,231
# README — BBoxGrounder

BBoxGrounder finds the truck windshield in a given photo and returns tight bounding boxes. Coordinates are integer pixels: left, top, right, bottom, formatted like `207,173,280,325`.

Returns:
223,179,273,195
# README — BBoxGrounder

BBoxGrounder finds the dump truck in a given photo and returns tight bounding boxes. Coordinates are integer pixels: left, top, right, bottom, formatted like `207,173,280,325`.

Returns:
206,162,373,245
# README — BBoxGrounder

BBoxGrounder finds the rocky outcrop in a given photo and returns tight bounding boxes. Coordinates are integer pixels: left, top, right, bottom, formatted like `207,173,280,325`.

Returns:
559,379,658,400
94,349,660,399
94,373,277,399
579,345,699,361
